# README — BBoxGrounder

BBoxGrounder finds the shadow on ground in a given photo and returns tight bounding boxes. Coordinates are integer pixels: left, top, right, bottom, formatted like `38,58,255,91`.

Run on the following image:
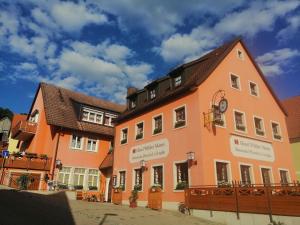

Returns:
0,190,75,225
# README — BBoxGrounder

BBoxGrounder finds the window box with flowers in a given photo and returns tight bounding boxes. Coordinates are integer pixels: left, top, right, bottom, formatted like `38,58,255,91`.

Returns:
153,127,162,135
121,139,127,144
175,181,188,190
174,120,186,128
135,133,143,140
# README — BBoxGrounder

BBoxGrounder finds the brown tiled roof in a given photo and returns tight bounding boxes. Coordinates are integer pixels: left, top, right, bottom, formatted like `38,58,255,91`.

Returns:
99,152,113,169
117,37,287,123
35,83,125,136
11,114,27,129
282,96,300,141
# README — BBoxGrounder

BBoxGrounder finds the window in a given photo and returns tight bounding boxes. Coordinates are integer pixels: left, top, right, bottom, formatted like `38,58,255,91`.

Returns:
175,162,189,189
174,76,182,87
130,98,137,109
71,135,83,150
216,162,230,185
153,115,162,134
249,82,258,96
58,167,71,185
261,168,272,185
234,111,246,132
88,169,99,188
73,168,85,186
87,139,97,152
134,168,142,190
230,74,240,90
153,166,163,188
121,128,128,144
135,122,144,140
119,171,126,190
271,122,282,140
104,113,117,127
237,49,244,60
174,106,186,128
29,110,39,123
240,165,252,185
82,107,103,124
150,89,156,100
254,117,265,136
279,170,289,185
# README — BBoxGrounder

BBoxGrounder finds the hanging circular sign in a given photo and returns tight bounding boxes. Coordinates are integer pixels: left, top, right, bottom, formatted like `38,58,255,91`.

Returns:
218,98,228,113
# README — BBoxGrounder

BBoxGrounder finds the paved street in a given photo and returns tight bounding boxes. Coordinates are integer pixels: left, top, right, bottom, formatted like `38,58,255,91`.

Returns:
0,188,221,225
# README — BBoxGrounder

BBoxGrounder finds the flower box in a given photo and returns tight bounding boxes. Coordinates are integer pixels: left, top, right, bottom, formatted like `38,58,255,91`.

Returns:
174,120,186,128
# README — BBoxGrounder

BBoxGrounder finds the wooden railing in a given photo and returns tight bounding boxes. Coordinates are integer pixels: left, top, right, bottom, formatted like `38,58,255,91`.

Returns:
185,182,300,219
11,120,37,140
0,156,52,171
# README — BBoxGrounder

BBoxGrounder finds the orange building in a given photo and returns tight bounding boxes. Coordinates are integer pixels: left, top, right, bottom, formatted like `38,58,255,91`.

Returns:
112,37,296,209
1,83,124,200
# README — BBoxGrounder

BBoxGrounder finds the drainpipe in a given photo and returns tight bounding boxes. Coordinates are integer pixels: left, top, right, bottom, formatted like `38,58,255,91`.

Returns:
50,127,62,180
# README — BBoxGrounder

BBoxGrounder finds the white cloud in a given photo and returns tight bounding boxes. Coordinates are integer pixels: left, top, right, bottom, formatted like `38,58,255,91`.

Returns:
256,48,300,76
50,1,108,33
157,0,300,62
277,15,300,42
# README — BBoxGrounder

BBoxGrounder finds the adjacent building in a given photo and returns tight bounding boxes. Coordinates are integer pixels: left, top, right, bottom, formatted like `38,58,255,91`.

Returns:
1,83,125,200
282,96,300,180
112,37,296,209
7,114,27,153
0,116,11,151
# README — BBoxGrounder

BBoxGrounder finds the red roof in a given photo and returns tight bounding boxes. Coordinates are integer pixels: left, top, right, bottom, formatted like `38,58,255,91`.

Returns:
99,152,113,170
282,96,300,142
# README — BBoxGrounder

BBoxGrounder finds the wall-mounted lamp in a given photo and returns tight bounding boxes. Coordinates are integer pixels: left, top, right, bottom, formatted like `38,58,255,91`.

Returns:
187,151,197,167
55,159,62,169
140,160,148,172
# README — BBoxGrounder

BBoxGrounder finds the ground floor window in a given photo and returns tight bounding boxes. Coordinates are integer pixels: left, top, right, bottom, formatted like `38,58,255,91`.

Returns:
88,169,98,188
279,170,289,185
175,162,189,189
240,165,252,185
58,167,71,184
119,171,126,190
134,168,142,190
153,165,163,188
73,168,85,186
261,168,272,185
216,161,230,186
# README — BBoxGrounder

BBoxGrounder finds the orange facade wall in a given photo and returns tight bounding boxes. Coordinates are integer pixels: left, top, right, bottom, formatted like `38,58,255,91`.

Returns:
113,41,296,205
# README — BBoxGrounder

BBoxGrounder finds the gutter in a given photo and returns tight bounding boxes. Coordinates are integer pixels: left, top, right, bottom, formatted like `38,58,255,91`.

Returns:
50,126,62,180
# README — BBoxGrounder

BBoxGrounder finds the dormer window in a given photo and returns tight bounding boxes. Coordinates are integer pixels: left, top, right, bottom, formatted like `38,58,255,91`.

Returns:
130,98,137,109
174,76,182,87
150,89,156,100
104,113,117,127
82,107,103,124
29,110,39,123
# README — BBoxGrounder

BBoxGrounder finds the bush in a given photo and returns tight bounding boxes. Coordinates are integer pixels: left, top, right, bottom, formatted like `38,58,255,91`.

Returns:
88,186,98,190
74,185,83,190
175,181,188,190
134,184,142,191
58,184,68,190
17,174,31,190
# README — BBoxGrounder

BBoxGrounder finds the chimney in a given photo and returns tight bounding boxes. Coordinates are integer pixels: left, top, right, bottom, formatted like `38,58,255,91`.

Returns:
127,87,138,96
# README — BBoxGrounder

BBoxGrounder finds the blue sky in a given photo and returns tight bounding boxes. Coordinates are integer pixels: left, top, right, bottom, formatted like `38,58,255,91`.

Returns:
0,0,299,114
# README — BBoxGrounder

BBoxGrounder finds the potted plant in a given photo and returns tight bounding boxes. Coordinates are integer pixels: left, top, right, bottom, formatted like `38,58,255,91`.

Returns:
58,183,68,190
114,185,124,192
150,184,162,192
174,120,186,128
88,186,98,190
40,154,48,160
129,188,139,208
74,185,83,190
17,174,32,190
175,181,188,190
153,127,162,134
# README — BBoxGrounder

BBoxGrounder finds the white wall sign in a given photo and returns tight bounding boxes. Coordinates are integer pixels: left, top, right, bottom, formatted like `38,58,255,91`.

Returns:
129,139,169,163
230,135,275,162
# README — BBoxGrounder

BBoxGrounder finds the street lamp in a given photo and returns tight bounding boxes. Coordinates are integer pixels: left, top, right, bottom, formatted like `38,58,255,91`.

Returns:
140,160,147,172
186,151,197,167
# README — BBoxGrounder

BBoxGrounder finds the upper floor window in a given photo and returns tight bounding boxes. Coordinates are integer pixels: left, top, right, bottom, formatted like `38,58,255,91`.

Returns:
87,139,97,152
82,107,103,124
130,98,137,109
254,117,265,136
230,74,241,90
271,122,282,140
104,113,117,127
249,82,259,96
153,115,163,135
29,110,39,123
234,110,246,132
150,89,156,100
71,135,83,150
237,49,244,60
136,122,144,140
174,106,186,128
120,128,128,144
174,75,182,87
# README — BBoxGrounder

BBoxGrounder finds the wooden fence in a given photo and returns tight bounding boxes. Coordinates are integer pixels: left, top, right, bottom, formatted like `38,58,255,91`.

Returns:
185,182,300,219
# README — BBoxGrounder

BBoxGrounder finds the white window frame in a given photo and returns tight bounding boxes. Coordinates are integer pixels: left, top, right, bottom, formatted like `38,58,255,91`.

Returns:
249,81,259,97
57,167,71,185
278,168,291,184
104,113,117,127
86,138,98,152
149,89,156,99
120,127,128,145
174,75,182,87
150,163,165,191
135,121,144,141
253,115,266,137
87,169,100,188
70,134,84,150
81,107,104,124
118,170,127,191
132,167,143,192
270,120,283,141
238,162,255,184
152,113,163,136
173,160,191,192
214,159,232,185
236,49,245,60
173,104,187,129
229,73,241,90
259,166,274,185
73,167,86,186
233,109,247,133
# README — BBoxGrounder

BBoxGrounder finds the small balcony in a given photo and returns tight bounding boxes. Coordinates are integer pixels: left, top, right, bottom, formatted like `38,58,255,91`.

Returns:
11,121,37,141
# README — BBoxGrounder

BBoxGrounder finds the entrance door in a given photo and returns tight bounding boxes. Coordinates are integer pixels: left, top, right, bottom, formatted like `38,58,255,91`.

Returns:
9,172,41,190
